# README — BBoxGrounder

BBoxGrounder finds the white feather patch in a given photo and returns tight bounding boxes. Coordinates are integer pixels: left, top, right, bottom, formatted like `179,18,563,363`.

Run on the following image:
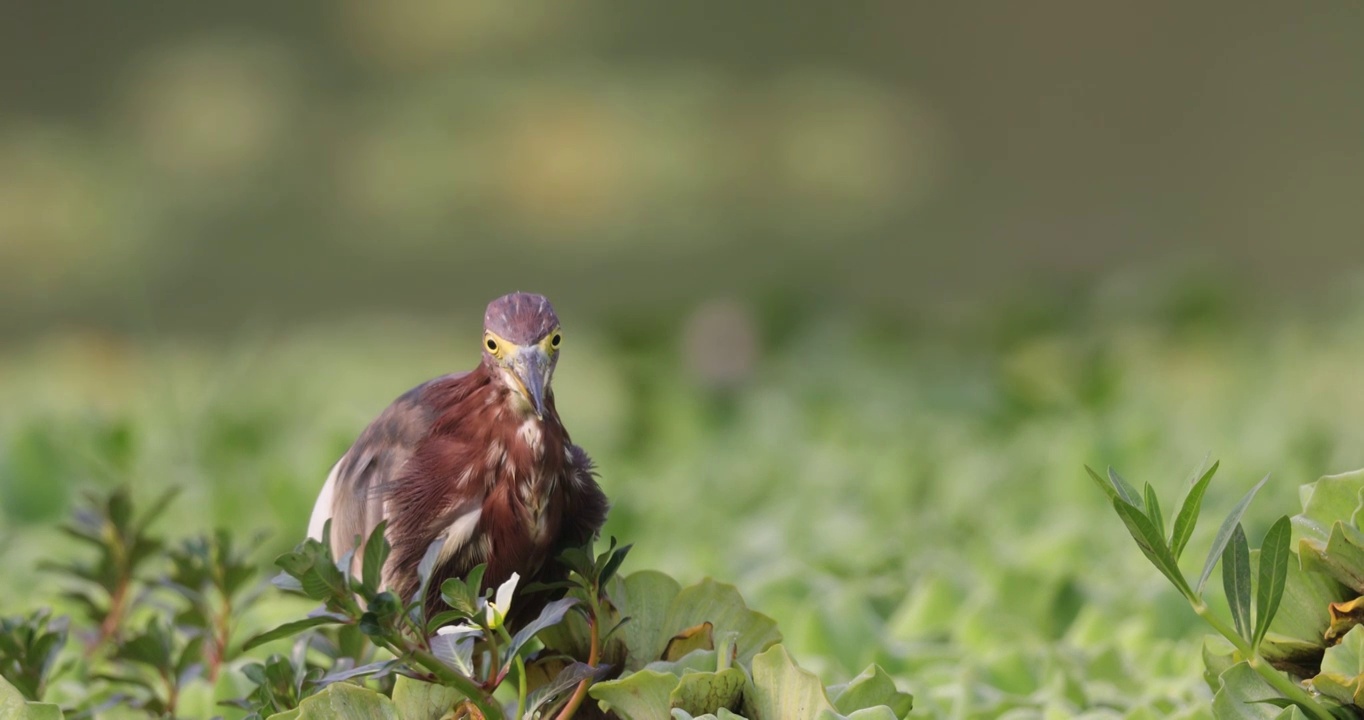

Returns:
307,459,342,541
436,508,483,565
518,419,542,453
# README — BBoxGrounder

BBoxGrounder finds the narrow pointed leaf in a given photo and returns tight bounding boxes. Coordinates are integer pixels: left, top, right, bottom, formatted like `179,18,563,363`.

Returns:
1107,467,1144,511
1086,465,1118,502
1221,523,1252,642
1113,499,1193,598
242,616,346,651
1253,515,1294,649
1170,461,1219,560
1144,482,1165,540
501,598,579,676
361,520,389,599
1198,473,1272,596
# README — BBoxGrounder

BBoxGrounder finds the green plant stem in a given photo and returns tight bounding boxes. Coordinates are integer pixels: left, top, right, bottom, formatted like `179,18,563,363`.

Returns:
555,603,599,720
1191,600,1335,720
409,648,503,720
514,653,528,720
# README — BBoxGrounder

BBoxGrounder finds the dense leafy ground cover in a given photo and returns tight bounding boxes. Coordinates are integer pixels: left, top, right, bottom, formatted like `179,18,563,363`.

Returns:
6,287,1364,717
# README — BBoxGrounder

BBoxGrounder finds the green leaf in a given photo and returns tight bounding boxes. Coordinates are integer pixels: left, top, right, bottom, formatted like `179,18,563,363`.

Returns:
360,520,389,599
295,681,399,720
243,615,347,651
1086,465,1118,502
1291,470,1364,547
1112,499,1193,598
439,578,478,619
1300,521,1364,594
525,663,610,718
1254,516,1293,649
590,670,679,720
1211,661,1290,720
611,571,683,672
1222,523,1252,643
661,579,782,669
1199,473,1272,596
134,486,181,536
1313,625,1364,706
501,598,578,676
1171,461,1219,560
827,665,913,719
24,702,64,720
0,675,26,717
1107,467,1144,511
743,644,835,719
390,675,463,720
671,668,747,717
1144,482,1165,540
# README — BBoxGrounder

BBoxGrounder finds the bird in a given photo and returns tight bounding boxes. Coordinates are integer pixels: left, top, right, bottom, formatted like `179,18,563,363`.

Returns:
306,292,609,626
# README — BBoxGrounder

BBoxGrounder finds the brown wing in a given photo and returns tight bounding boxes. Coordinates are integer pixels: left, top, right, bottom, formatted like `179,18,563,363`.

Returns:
307,373,467,572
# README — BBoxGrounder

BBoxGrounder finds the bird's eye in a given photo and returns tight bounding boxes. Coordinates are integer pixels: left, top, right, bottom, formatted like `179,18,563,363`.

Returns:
550,333,561,348
485,337,498,353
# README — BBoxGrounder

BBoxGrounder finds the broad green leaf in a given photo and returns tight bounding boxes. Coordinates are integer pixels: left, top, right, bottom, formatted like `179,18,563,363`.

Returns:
25,702,64,720
0,675,25,717
243,615,346,651
1210,661,1288,720
743,645,835,720
1291,470,1364,547
1107,467,1144,511
391,675,462,720
823,709,898,720
1253,516,1293,648
827,665,913,719
1171,461,1219,560
1312,625,1364,707
672,709,748,720
360,520,389,599
590,670,678,720
1222,523,1252,642
670,668,747,716
296,681,399,720
662,579,782,668
662,622,715,662
1300,521,1364,594
266,711,301,720
611,571,683,671
1199,474,1272,596
1144,482,1165,540
645,649,722,676
1113,499,1193,598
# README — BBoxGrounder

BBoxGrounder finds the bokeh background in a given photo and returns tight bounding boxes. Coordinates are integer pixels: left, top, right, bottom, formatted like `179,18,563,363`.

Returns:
3,2,1364,717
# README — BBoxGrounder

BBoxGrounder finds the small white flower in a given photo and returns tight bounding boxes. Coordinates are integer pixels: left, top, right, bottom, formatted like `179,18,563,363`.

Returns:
486,572,520,630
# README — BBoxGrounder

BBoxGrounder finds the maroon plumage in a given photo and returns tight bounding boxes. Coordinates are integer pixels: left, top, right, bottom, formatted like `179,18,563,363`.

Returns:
308,293,609,626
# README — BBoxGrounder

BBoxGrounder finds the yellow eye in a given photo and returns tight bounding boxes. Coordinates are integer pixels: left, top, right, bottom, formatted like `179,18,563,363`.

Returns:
550,333,561,348
485,337,499,353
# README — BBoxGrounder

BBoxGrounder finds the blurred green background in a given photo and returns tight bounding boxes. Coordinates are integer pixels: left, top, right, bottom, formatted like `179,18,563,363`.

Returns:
4,2,1364,717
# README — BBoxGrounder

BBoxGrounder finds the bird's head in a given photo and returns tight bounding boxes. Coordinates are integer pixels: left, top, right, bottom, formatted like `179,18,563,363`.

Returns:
482,292,562,419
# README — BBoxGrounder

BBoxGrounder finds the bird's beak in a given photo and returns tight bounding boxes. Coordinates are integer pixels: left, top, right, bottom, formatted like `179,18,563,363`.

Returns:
511,346,551,417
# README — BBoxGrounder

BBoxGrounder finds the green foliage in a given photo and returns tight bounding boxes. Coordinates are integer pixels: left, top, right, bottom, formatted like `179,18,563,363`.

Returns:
0,609,67,701
1099,463,1364,720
